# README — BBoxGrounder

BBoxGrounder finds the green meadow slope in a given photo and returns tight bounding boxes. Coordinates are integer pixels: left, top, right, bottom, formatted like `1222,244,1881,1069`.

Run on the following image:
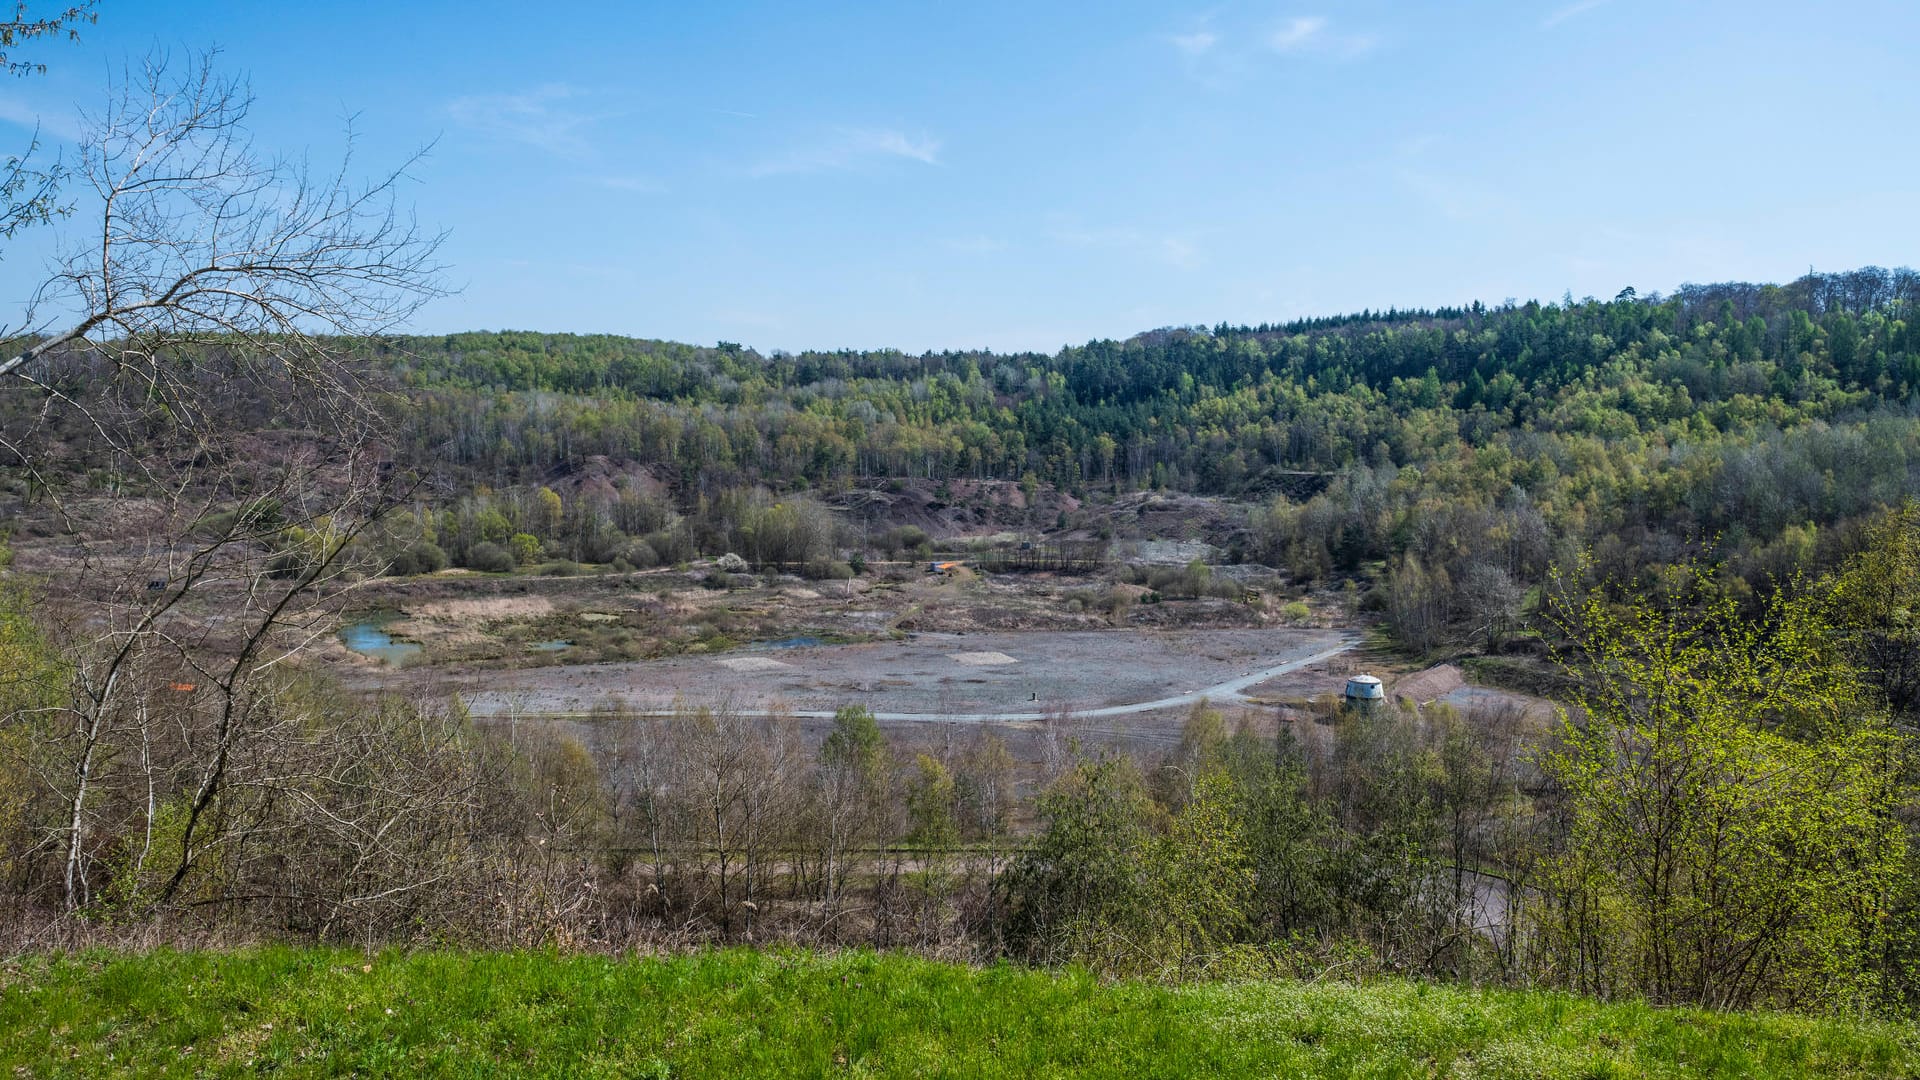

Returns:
2,948,1913,1078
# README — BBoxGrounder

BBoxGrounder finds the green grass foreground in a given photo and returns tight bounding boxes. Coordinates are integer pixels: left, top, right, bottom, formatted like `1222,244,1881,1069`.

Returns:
2,948,1915,1078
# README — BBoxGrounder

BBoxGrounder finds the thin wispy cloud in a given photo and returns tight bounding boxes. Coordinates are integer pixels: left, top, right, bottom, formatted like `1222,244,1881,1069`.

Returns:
710,306,787,332
751,127,942,177
493,256,640,284
1174,12,1375,74
1271,14,1377,58
860,129,941,165
1050,223,1203,270
0,95,83,142
1392,132,1496,221
1400,169,1500,222
1161,235,1201,270
447,84,598,158
1270,16,1328,51
1543,0,1612,28
943,234,1007,255
1170,30,1218,56
1398,133,1443,158
593,175,664,194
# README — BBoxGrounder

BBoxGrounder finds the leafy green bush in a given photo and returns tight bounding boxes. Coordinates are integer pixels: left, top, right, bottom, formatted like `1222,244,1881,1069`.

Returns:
508,532,542,565
465,541,514,573
645,529,693,564
804,557,853,580
882,525,929,555
408,540,449,573
622,539,659,569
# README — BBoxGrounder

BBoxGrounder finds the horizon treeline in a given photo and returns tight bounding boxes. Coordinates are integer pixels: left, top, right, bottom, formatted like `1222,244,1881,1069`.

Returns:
382,265,1920,493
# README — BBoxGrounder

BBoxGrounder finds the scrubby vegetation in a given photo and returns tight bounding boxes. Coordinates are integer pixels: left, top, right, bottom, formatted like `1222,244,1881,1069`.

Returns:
2,527,1915,1020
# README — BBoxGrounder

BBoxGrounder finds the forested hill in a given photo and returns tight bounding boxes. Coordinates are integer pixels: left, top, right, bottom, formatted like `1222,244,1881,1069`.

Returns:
381,266,1920,501
343,267,1920,617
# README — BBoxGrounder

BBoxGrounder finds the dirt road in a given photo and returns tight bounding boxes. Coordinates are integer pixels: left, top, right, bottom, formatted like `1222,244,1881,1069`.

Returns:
771,637,1356,723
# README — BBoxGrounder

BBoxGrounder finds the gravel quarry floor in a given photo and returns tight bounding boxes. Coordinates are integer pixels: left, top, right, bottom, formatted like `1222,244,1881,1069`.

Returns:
422,627,1355,722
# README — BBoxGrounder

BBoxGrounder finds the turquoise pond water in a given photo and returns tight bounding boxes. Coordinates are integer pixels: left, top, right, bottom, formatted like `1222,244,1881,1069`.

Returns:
529,640,573,652
765,636,823,649
339,621,423,666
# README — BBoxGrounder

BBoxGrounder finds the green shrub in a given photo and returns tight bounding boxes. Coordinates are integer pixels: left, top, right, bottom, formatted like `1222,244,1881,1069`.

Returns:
508,532,543,565
645,529,693,564
408,540,449,573
883,525,929,555
623,539,660,569
466,542,514,573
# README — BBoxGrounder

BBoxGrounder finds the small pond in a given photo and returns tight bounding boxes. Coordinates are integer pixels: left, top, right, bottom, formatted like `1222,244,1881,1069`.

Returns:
765,635,823,649
339,618,423,666
529,639,574,652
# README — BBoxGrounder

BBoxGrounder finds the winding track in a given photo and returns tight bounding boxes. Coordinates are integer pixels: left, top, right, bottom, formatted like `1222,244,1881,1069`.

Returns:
492,635,1359,726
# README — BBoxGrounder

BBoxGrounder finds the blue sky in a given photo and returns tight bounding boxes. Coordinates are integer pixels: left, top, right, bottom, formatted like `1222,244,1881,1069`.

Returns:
2,0,1917,353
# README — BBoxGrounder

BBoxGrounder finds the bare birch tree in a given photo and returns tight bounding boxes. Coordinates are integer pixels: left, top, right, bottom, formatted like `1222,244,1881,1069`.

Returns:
2,50,443,390
0,49,444,916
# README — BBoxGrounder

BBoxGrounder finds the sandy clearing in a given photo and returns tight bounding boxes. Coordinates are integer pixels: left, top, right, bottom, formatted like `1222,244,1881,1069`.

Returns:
406,595,557,621
715,656,794,673
950,651,1018,666
1439,684,1555,720
1392,663,1464,706
385,620,494,648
